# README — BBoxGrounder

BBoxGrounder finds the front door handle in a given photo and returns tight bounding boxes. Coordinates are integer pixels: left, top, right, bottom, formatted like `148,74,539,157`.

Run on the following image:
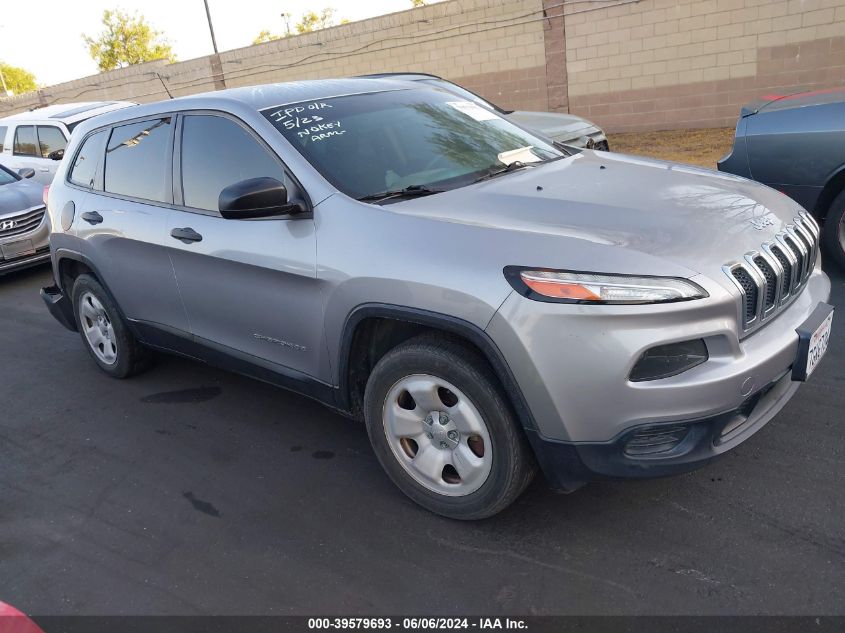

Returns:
81,211,103,225
38,167,50,172
170,227,203,244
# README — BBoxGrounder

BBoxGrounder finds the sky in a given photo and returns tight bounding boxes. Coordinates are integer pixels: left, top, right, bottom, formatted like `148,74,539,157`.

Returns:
0,0,431,88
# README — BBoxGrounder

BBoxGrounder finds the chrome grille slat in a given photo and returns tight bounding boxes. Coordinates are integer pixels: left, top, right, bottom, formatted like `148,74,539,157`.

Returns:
792,225,814,281
724,218,819,333
0,206,46,239
783,233,806,287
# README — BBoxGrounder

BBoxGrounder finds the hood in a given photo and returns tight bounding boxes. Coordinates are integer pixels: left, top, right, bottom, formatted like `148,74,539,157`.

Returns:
391,151,807,285
507,110,600,143
741,86,845,117
0,179,43,217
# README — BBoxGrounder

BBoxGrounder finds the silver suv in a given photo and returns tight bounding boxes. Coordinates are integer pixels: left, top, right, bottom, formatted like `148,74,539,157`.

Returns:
42,79,834,519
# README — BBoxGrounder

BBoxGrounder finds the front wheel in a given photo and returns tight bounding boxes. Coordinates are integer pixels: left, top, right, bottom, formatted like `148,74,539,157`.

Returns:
822,190,845,271
363,335,535,520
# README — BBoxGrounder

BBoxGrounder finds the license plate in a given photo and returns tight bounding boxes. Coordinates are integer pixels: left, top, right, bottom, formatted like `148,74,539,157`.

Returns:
0,239,35,260
792,304,834,381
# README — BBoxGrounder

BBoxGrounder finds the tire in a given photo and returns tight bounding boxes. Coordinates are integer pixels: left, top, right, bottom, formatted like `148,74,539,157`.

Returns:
363,334,536,520
822,190,845,271
71,274,151,378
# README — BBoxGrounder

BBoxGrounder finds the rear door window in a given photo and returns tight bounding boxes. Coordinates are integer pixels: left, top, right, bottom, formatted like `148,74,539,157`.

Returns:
104,117,172,203
0,126,7,152
13,125,39,156
36,125,68,159
69,130,108,189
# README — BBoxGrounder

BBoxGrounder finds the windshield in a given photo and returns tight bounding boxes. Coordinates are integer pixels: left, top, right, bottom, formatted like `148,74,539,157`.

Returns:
262,88,564,200
0,166,19,186
418,78,510,115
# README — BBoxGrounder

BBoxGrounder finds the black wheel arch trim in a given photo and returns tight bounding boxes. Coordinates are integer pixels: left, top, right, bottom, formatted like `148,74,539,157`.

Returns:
336,303,539,432
51,248,142,339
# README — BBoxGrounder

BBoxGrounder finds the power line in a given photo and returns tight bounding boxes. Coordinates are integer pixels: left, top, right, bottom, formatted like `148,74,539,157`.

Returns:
17,0,641,109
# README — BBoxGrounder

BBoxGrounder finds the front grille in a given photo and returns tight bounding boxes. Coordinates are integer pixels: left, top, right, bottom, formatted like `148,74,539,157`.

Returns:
753,256,777,310
723,211,819,333
732,267,759,324
770,246,792,297
0,206,46,239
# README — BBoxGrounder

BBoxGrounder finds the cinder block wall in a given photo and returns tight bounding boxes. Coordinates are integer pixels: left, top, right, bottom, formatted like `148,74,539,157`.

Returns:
1,0,844,132
565,0,845,131
0,0,549,117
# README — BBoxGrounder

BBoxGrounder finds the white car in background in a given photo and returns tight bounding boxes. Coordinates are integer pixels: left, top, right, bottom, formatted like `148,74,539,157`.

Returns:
0,101,136,185
361,72,609,150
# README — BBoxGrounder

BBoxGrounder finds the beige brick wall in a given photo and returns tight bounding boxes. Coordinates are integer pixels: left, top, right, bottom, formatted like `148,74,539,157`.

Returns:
0,0,550,117
565,0,845,131
2,0,844,131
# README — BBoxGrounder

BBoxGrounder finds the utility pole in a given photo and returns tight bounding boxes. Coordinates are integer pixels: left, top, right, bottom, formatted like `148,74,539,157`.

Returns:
203,0,220,54
281,12,291,36
0,65,9,97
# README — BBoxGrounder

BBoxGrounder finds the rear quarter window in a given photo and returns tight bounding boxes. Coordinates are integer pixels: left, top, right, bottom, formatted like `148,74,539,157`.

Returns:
69,130,108,189
0,126,7,152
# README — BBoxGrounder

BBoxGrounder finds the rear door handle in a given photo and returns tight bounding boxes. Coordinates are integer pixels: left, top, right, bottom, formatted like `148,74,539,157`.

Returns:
170,227,203,244
81,211,103,225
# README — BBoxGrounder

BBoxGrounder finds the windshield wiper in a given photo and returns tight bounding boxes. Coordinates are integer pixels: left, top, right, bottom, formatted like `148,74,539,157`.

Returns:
471,160,532,184
357,184,443,203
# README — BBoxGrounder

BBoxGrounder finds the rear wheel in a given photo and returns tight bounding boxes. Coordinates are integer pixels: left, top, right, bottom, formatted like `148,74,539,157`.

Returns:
71,274,151,378
822,190,845,271
363,335,535,520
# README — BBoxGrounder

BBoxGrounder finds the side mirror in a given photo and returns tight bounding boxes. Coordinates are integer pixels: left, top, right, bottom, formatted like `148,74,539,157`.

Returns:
47,149,65,161
218,177,306,220
17,168,36,179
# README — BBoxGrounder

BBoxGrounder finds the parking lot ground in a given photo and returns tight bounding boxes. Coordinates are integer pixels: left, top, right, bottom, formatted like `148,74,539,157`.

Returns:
1,265,843,615
609,128,735,169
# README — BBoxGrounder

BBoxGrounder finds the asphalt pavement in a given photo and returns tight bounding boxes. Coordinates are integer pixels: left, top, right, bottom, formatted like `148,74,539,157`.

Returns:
0,264,843,615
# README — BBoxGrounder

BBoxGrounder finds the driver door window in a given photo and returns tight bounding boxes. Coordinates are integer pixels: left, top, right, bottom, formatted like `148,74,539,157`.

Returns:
36,125,68,159
180,114,286,212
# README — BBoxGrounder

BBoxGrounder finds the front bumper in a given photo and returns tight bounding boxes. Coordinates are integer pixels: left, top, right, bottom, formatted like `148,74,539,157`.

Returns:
525,368,799,490
487,265,832,486
0,214,50,275
41,284,77,332
0,247,51,275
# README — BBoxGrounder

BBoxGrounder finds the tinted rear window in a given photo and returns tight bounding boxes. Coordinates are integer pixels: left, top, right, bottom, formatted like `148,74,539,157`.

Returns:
69,130,108,188
13,125,38,156
104,117,171,203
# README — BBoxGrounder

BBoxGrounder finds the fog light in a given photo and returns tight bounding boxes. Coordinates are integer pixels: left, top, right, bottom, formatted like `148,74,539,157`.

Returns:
624,424,690,456
629,339,708,382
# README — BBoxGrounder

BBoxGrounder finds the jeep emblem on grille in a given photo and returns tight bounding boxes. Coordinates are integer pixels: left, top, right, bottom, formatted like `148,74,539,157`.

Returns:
0,220,17,230
749,216,775,230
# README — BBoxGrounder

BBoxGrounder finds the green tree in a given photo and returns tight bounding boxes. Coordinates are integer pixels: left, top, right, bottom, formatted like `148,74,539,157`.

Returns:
295,8,338,33
82,9,175,72
0,62,37,96
411,0,426,6
253,29,282,44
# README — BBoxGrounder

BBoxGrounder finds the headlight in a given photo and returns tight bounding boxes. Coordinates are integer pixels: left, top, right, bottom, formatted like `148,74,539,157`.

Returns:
504,268,709,304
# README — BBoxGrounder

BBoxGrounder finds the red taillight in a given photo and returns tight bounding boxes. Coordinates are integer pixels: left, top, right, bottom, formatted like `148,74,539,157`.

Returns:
42,185,50,206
